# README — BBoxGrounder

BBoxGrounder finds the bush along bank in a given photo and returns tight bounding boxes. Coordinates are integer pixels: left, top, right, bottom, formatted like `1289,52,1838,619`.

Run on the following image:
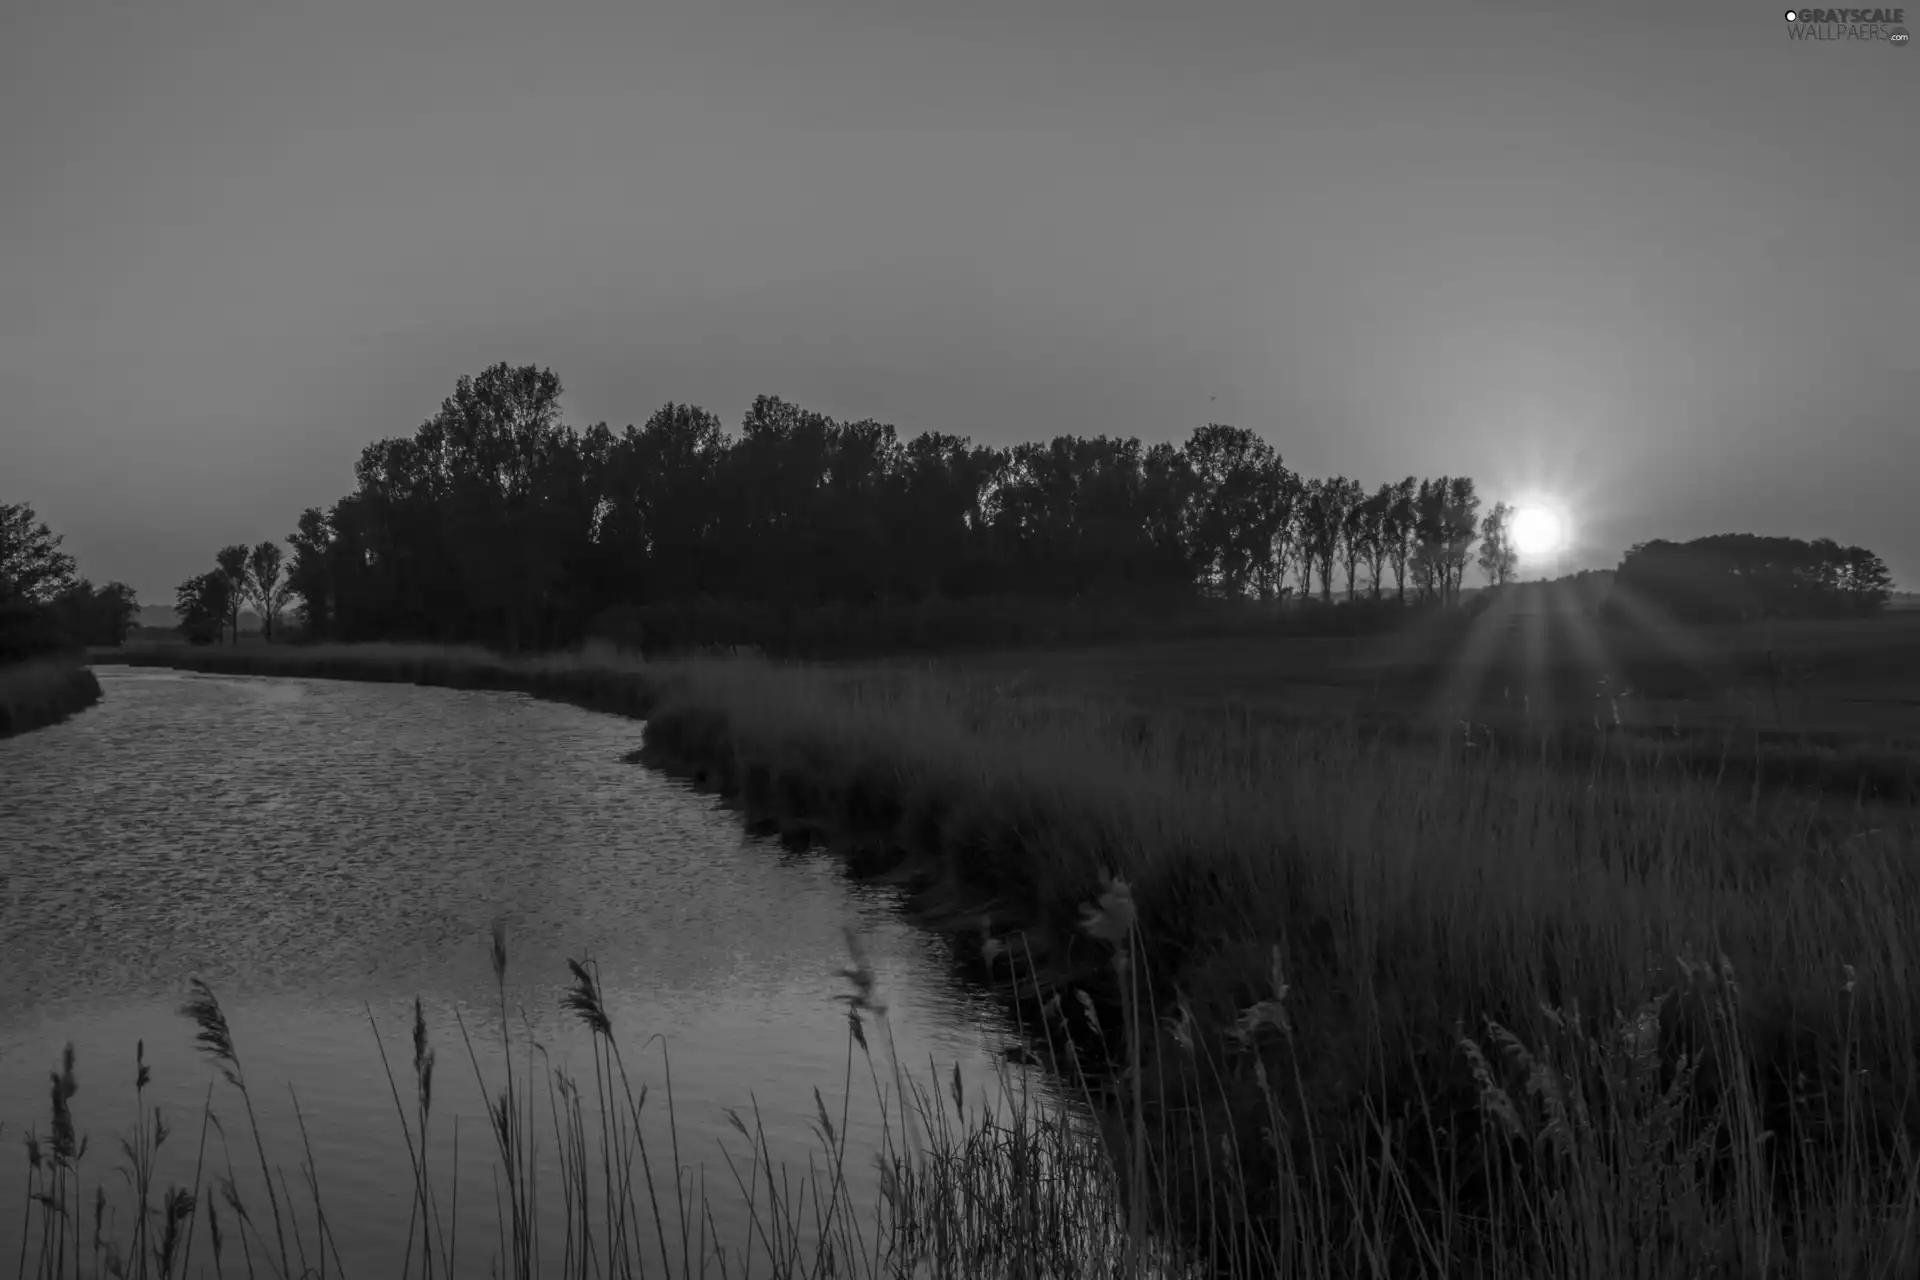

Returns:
0,657,102,736
84,643,1920,1276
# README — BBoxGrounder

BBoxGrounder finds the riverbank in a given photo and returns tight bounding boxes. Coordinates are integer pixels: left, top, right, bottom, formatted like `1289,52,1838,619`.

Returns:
88,640,1920,1274
0,655,102,736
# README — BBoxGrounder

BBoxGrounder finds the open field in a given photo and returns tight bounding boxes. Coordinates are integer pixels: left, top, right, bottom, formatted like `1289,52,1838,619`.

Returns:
931,604,1920,732
914,605,1920,803
71,637,1920,1275
0,655,101,736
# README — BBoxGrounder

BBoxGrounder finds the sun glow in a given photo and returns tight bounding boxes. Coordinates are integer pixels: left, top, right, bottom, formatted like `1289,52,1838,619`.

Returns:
1509,504,1568,559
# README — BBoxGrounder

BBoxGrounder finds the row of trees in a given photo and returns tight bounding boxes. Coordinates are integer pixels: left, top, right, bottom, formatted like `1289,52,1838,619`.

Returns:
0,501,141,659
175,542,292,644
254,363,1510,651
171,362,1891,653
1611,534,1893,622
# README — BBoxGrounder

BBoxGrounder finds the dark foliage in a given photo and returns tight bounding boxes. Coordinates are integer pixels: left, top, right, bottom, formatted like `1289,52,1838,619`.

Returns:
0,595,76,664
267,363,1493,656
0,501,78,605
0,502,141,660
45,579,139,646
1608,534,1892,623
175,571,232,644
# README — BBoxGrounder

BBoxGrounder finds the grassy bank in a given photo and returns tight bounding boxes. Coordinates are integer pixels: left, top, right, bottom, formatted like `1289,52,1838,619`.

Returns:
0,656,102,737
86,640,1920,1275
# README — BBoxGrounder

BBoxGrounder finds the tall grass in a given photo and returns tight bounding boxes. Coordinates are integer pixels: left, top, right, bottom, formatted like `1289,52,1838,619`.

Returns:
633,658,1920,1276
15,908,1919,1277
62,640,1920,1275
0,657,101,737
8,926,1168,1279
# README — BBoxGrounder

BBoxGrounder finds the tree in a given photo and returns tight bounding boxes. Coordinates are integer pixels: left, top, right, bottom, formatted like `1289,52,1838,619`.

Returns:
1356,485,1393,598
286,507,335,638
1407,477,1481,605
1299,479,1350,604
0,502,79,604
1330,477,1368,601
1837,544,1894,613
246,541,293,640
215,544,252,645
258,358,1529,654
175,572,232,644
426,362,571,651
1382,477,1418,602
1180,424,1294,599
1441,477,1482,602
1409,479,1446,604
49,579,139,646
1477,501,1518,587
1611,534,1895,623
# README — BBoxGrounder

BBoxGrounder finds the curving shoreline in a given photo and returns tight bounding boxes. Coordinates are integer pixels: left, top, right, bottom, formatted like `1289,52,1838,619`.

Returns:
0,656,103,737
89,643,1075,980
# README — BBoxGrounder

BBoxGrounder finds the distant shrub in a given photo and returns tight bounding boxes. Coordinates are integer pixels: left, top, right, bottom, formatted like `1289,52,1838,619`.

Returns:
1606,534,1891,624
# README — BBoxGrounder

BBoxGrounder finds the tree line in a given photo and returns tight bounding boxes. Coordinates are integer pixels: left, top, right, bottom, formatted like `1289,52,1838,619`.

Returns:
1609,534,1892,623
175,360,1895,654
9,358,1899,664
0,501,139,662
230,362,1516,653
175,542,294,645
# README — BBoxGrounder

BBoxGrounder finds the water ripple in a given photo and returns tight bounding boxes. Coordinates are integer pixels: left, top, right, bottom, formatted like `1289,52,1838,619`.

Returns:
0,666,1021,1270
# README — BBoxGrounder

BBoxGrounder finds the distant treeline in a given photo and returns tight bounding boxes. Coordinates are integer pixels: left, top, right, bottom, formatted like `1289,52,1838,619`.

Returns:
157,361,1897,657
244,362,1521,654
1609,534,1891,624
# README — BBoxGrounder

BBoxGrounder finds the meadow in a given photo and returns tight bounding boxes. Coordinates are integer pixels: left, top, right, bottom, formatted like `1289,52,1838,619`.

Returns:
925,603,1920,803
931,606,1920,728
62,631,1920,1275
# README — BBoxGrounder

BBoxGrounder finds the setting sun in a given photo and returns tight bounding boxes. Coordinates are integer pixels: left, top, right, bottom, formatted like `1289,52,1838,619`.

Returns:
1509,504,1568,558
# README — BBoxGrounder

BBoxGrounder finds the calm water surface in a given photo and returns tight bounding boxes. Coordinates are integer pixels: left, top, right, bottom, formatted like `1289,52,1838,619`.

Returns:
0,667,1042,1272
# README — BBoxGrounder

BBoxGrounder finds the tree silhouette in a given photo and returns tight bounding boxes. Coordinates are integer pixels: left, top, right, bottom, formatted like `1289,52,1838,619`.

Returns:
1355,485,1393,599
285,507,335,638
0,502,79,605
215,544,252,645
1180,425,1293,599
175,571,232,644
1382,477,1418,602
246,542,293,640
1329,477,1368,600
1297,479,1344,604
183,360,1893,658
49,580,139,646
1477,501,1517,587
1440,477,1483,601
1612,535,1892,622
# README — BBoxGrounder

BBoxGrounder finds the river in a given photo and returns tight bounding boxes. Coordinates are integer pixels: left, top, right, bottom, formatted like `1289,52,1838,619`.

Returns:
0,666,1056,1274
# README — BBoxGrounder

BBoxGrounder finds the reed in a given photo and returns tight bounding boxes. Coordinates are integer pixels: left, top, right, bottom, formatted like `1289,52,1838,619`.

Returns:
12,904,1919,1278
6,925,1164,1279
627,657,1920,1275
0,657,101,737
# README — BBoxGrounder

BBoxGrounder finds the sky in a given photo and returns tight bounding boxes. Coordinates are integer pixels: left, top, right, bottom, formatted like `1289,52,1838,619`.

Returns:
4,0,1915,603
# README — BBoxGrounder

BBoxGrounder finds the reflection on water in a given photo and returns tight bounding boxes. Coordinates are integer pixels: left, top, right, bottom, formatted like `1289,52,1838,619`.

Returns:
0,667,1036,1271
